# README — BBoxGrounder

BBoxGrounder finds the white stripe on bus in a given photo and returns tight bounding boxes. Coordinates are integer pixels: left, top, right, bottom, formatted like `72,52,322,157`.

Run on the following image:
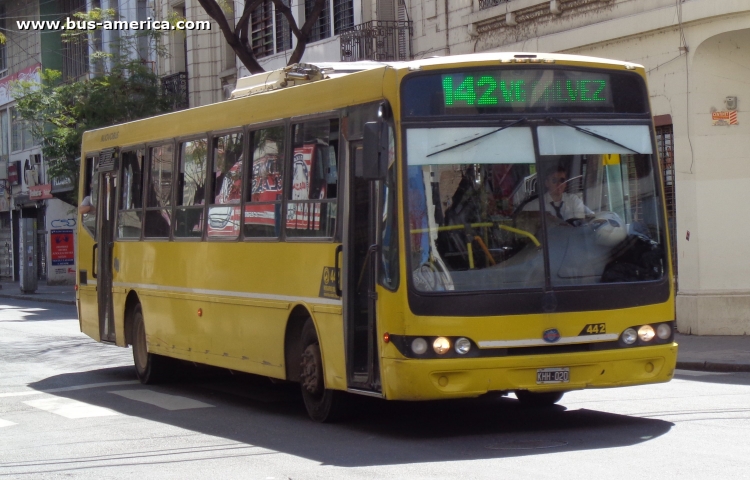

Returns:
111,282,342,306
478,333,618,348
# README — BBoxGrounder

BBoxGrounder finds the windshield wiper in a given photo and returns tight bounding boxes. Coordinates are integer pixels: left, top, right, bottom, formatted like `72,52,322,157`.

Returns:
426,118,527,158
546,117,640,154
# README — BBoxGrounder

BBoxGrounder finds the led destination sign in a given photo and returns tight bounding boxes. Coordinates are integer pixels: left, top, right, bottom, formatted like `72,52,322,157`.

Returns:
441,71,613,109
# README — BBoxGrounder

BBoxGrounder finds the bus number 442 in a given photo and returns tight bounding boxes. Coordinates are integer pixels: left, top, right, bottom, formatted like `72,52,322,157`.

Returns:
579,323,606,335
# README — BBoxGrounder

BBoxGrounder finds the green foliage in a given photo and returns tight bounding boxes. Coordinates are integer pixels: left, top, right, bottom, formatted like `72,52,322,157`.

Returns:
10,8,181,199
11,61,178,195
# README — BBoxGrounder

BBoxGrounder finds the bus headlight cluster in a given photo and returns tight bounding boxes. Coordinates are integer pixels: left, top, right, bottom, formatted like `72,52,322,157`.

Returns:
620,322,674,346
405,336,474,357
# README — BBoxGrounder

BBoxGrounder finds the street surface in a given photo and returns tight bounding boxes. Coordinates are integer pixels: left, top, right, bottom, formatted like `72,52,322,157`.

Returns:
1,299,749,479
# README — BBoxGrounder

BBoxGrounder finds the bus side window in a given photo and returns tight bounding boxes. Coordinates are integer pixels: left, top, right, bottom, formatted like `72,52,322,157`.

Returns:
245,125,285,238
208,131,243,239
285,118,338,238
144,144,174,238
117,150,144,239
175,138,207,239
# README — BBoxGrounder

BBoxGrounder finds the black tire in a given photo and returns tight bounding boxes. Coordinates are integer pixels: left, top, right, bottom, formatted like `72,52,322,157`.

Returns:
299,319,349,422
515,390,564,407
131,304,170,384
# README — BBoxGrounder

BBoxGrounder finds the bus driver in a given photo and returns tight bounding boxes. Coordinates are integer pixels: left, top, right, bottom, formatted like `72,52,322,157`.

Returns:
524,165,593,222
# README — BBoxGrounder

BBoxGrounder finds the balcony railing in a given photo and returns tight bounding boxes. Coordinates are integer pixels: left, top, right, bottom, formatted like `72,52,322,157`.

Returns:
340,21,413,62
161,72,189,110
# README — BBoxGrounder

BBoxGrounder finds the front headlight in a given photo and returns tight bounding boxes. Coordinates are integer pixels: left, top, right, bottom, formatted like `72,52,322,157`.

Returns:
454,337,471,355
433,337,451,355
656,323,672,340
621,328,637,345
638,325,655,342
411,337,428,355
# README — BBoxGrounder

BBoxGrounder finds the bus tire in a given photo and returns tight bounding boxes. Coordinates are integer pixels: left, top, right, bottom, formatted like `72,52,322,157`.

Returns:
131,304,169,384
299,318,349,422
515,390,564,407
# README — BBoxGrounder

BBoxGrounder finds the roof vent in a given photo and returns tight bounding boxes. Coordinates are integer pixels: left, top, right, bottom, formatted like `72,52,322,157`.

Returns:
229,63,328,100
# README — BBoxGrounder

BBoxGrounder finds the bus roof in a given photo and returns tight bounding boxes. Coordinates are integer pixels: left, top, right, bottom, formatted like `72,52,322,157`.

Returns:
81,52,643,151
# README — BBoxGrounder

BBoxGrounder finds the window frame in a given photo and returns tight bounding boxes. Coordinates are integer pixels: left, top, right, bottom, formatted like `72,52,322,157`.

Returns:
80,152,100,240
174,134,210,241
206,127,247,242
116,146,147,241
283,111,342,243
242,120,287,242
143,140,177,241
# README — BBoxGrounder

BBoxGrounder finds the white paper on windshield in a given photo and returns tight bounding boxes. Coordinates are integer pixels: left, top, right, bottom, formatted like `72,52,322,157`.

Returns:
538,125,653,155
407,127,535,165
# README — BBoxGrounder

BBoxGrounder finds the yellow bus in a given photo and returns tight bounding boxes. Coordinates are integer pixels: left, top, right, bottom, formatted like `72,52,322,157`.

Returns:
76,53,677,422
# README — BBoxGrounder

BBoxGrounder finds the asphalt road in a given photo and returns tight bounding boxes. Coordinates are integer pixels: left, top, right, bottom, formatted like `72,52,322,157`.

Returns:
1,299,749,479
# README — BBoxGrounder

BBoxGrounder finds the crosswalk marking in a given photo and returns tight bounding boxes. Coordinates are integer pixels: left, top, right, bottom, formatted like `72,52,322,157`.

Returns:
0,380,140,398
0,418,17,428
24,397,120,419
109,389,215,410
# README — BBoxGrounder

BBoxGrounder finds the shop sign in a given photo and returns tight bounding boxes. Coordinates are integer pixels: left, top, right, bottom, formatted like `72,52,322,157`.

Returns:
51,175,75,193
8,161,20,185
50,229,75,266
0,64,42,105
29,184,53,200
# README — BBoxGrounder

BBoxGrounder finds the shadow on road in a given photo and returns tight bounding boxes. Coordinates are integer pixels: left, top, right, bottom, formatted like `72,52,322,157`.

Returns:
26,366,675,468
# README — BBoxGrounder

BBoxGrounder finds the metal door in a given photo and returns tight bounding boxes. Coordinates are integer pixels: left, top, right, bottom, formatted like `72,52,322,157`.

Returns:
344,141,381,392
96,152,118,343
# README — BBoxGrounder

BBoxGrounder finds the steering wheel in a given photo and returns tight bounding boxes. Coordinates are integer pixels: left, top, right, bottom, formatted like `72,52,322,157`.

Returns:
511,194,539,227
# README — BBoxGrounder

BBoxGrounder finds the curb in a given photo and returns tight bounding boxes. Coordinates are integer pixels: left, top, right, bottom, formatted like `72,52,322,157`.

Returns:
676,361,750,373
0,293,76,306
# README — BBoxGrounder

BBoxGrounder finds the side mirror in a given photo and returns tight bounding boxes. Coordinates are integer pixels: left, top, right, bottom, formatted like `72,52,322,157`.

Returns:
357,121,388,181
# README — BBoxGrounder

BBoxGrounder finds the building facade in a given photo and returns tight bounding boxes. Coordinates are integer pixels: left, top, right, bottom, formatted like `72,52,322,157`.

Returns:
406,0,750,335
1,0,79,286
153,0,411,106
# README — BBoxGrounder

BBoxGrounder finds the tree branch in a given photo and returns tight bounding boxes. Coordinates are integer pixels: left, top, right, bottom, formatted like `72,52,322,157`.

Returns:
194,0,265,73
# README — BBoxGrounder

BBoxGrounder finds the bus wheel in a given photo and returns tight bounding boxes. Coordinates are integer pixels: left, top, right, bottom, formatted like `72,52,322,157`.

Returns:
515,390,564,407
299,319,348,422
131,304,168,384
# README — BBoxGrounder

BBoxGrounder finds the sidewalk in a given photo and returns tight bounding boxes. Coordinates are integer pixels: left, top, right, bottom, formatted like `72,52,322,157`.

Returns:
0,280,76,306
0,281,748,373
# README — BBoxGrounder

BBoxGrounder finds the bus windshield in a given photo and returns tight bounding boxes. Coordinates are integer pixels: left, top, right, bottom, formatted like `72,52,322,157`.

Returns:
405,124,666,293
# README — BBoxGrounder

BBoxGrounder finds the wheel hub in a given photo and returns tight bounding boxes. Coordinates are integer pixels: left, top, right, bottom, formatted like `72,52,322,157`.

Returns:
300,344,323,396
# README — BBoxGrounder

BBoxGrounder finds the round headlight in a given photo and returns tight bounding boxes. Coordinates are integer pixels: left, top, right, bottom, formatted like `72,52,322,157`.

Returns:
638,325,655,342
411,337,428,355
454,337,471,355
433,337,451,355
656,323,672,340
621,328,637,345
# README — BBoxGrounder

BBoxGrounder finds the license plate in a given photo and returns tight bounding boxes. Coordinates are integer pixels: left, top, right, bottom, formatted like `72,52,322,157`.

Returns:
536,367,570,384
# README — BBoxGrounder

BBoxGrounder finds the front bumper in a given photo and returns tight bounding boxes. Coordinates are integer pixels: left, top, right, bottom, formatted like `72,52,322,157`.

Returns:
381,342,677,400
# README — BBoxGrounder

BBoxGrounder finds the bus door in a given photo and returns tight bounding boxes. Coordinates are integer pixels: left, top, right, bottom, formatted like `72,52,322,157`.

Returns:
95,149,119,343
345,141,381,392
